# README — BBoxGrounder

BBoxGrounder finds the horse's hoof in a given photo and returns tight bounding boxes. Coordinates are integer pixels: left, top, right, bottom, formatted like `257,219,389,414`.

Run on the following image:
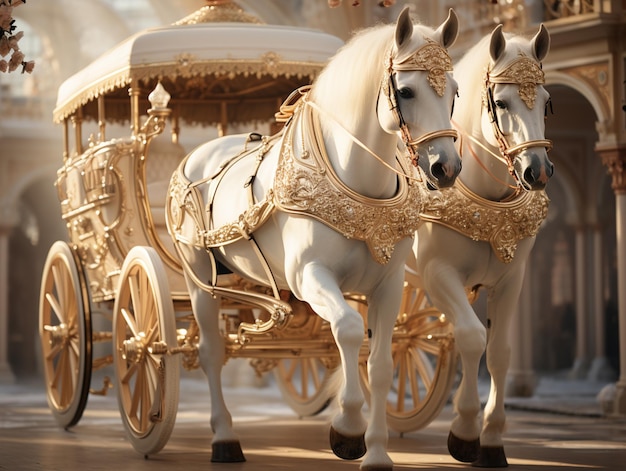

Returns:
447,431,480,463
211,440,246,462
473,446,508,468
329,426,366,460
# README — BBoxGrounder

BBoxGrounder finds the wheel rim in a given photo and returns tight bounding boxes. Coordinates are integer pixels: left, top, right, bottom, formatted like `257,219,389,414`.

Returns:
114,259,165,437
275,357,337,416
39,242,91,426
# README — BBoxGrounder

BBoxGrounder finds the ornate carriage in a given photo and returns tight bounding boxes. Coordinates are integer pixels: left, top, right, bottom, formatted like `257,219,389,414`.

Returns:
38,1,457,454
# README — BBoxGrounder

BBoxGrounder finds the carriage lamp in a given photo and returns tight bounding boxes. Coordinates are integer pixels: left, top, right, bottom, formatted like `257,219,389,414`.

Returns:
148,82,171,111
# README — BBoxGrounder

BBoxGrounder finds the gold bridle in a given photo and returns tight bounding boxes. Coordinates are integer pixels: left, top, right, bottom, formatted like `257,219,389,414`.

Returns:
483,56,553,177
382,39,458,168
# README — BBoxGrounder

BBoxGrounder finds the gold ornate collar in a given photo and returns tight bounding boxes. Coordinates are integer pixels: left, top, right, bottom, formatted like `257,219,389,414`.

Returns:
273,104,425,264
419,179,549,263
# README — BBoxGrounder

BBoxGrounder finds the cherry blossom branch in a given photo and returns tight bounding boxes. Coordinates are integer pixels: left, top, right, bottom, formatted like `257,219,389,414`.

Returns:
0,0,34,74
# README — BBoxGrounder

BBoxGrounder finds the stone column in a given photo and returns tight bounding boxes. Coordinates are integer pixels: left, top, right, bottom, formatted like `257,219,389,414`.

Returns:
0,223,15,383
569,226,589,378
588,226,615,381
506,260,536,397
597,146,626,414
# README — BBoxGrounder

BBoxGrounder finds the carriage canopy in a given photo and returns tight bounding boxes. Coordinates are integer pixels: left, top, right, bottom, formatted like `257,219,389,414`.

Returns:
53,1,344,129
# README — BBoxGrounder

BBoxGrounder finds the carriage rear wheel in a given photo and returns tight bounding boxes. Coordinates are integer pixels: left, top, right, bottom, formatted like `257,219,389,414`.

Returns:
359,279,457,433
274,357,338,417
112,246,180,455
39,241,92,428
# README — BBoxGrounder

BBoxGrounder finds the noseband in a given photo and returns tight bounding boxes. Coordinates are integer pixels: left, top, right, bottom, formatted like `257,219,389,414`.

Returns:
382,40,458,168
484,57,552,177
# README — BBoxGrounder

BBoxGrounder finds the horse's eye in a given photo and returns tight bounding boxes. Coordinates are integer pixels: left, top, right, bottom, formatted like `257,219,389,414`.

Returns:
495,100,507,110
397,87,414,99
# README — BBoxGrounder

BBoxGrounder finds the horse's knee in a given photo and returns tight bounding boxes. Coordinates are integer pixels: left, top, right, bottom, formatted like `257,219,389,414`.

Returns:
455,323,487,361
331,313,365,348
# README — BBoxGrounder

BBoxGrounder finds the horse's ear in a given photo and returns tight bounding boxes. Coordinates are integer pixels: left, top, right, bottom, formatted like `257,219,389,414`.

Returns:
531,24,550,62
435,9,459,49
395,6,413,49
489,24,506,63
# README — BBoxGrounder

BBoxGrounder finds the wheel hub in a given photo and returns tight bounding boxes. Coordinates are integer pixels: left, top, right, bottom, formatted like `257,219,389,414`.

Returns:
122,332,147,364
44,323,69,349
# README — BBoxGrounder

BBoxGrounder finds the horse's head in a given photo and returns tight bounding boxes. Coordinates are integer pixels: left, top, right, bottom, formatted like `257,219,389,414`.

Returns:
378,8,462,189
482,24,554,191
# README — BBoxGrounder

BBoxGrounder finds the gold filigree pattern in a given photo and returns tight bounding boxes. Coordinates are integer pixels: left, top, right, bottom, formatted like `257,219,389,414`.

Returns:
420,181,549,263
488,57,545,109
273,107,425,265
167,165,277,249
393,40,452,97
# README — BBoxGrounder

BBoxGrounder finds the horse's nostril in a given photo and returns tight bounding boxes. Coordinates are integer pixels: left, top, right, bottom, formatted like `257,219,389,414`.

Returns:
547,162,554,178
431,162,445,180
523,167,535,185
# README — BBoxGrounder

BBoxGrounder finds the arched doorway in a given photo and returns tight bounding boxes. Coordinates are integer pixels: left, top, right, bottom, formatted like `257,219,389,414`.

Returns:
530,83,617,378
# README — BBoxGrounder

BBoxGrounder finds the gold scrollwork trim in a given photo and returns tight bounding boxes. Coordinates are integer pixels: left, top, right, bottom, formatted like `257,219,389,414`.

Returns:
53,59,325,123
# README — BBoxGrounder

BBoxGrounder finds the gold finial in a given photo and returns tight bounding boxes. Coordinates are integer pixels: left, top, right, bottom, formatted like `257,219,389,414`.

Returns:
174,0,264,25
392,41,452,97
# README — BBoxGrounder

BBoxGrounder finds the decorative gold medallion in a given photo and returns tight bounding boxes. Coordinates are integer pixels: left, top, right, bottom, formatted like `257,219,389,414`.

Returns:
392,40,452,97
488,57,545,109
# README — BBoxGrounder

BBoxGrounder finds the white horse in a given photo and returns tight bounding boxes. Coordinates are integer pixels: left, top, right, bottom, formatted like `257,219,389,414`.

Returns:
166,8,461,470
414,24,553,467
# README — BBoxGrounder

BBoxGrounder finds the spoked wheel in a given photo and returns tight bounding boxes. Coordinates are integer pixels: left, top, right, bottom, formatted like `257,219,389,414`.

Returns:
112,246,180,455
274,357,338,417
39,241,92,428
360,276,458,433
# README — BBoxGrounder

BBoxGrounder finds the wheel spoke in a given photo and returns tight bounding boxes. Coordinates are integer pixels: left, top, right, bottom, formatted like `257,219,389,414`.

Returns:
120,307,140,338
410,348,433,390
128,274,142,329
45,342,62,362
396,351,407,412
121,361,138,385
45,292,64,326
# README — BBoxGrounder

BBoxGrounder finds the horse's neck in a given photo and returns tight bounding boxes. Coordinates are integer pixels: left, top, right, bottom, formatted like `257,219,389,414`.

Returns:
458,133,518,202
307,106,399,200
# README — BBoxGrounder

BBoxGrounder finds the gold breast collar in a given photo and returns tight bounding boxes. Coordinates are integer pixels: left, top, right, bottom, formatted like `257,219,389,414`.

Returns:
419,179,549,263
273,101,425,264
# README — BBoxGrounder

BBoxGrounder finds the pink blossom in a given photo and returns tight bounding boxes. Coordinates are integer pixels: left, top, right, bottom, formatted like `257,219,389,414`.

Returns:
0,5,13,30
0,35,9,57
8,31,23,51
21,59,33,73
8,49,23,71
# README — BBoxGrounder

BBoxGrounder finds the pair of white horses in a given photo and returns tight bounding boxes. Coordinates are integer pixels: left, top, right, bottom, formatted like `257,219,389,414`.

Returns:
166,7,553,470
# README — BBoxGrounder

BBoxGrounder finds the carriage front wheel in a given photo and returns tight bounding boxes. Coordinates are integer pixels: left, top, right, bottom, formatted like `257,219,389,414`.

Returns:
39,241,92,428
112,246,180,455
359,277,458,433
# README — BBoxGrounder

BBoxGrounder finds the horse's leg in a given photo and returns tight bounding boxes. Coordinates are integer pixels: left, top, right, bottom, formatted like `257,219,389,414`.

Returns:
474,274,523,468
298,263,368,461
181,249,245,462
422,265,486,463
360,271,405,471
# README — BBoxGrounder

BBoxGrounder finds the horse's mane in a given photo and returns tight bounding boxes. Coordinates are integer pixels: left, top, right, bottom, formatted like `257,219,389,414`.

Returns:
309,23,396,130
452,34,492,132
